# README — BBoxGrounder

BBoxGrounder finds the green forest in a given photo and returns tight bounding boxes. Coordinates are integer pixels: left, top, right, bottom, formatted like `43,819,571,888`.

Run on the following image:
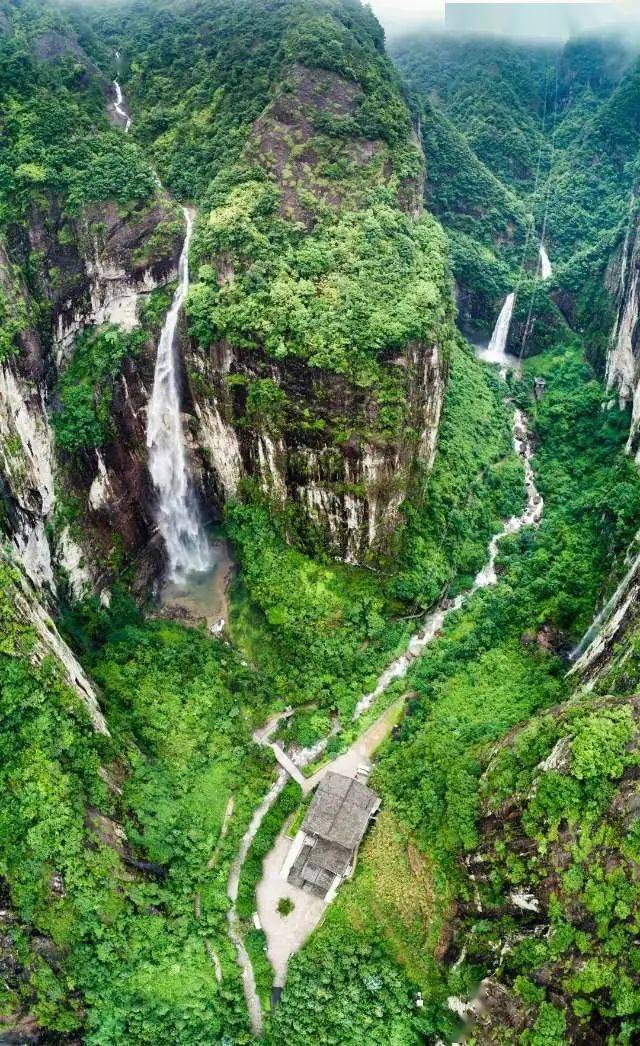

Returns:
3,0,640,1043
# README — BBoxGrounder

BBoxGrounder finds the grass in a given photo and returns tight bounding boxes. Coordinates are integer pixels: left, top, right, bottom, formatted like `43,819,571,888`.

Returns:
319,809,447,993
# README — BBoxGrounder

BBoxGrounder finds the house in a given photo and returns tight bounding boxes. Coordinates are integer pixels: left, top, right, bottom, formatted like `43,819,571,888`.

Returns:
284,771,380,900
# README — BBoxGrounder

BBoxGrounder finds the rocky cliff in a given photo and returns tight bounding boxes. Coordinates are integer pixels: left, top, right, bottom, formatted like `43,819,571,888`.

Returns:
190,335,445,563
447,693,640,1044
606,212,640,461
185,60,452,565
0,192,184,601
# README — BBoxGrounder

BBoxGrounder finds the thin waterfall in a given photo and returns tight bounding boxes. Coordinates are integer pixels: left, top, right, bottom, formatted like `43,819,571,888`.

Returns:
539,243,553,280
113,79,131,133
146,208,211,583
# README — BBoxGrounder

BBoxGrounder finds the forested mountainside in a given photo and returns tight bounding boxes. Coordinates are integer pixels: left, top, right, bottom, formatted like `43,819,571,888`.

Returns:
393,31,640,362
4,0,640,1043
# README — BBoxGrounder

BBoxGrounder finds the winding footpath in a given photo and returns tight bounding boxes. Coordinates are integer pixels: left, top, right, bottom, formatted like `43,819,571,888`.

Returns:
227,406,543,1034
109,66,545,1034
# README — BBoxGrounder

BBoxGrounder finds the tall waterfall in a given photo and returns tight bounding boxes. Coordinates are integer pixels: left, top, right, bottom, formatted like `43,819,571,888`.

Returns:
146,208,211,583
113,80,131,133
539,243,553,280
488,291,515,356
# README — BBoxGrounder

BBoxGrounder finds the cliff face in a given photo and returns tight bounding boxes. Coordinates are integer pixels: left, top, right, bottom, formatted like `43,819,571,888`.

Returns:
191,336,445,563
187,60,451,565
448,693,640,1044
0,194,183,600
606,214,640,460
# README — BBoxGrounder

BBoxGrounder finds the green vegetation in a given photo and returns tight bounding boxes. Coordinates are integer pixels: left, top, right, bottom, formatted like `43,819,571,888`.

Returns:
457,694,640,1040
189,203,452,383
393,31,640,357
0,2,156,227
394,337,524,606
236,780,300,920
270,929,428,1044
224,336,522,715
5,1,640,1042
2,582,282,1043
53,326,146,455
378,342,640,859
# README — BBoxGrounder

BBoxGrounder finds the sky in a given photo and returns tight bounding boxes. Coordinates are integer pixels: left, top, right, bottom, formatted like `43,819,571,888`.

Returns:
369,0,640,38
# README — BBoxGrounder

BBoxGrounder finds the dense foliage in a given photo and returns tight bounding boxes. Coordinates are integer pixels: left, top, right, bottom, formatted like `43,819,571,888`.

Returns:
460,694,640,1041
393,30,640,356
5,1,640,1043
0,0,156,227
225,337,522,717
189,202,452,383
1,575,278,1043
53,326,146,454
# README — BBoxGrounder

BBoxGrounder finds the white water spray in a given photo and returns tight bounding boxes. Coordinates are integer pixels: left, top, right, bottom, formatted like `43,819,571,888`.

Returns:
477,292,517,376
146,208,212,583
539,243,553,280
113,79,131,133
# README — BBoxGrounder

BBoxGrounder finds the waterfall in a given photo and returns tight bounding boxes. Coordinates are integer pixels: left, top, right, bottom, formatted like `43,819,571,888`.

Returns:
539,243,553,280
489,292,515,356
113,80,131,133
477,292,517,374
146,208,211,583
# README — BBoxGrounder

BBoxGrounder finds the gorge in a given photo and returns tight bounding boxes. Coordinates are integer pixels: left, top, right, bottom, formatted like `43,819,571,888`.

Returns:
4,2,640,1045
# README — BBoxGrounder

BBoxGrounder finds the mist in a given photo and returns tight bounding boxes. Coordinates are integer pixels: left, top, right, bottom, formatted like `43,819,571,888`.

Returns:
370,1,640,42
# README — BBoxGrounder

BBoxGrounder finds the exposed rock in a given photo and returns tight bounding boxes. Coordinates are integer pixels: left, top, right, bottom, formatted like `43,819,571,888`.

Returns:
1,193,184,601
245,64,422,226
26,196,183,363
191,337,446,564
0,547,108,732
605,212,640,459
32,29,110,94
453,693,640,1044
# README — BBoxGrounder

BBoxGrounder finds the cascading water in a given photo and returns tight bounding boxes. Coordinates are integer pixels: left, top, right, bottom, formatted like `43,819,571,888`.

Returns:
354,408,543,718
113,79,131,133
146,208,212,583
539,243,553,280
477,292,517,375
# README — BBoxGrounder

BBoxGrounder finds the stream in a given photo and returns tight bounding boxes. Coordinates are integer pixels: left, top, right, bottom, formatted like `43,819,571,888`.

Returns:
110,68,544,1030
354,407,543,718
228,402,543,1030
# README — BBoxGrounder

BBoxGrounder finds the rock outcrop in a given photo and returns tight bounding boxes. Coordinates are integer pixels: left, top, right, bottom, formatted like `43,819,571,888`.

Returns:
191,336,446,563
448,693,640,1044
606,212,640,460
0,194,184,600
188,61,451,565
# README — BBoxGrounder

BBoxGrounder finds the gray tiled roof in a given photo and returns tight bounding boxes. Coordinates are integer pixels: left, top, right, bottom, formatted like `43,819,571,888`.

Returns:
302,771,379,851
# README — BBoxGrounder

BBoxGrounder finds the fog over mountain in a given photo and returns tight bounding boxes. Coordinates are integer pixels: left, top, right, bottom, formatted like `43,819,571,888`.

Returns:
372,0,640,40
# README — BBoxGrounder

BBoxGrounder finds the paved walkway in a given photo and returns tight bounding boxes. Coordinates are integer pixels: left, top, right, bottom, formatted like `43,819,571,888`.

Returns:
302,698,404,793
270,743,307,787
256,827,327,986
226,769,288,1037
254,697,404,987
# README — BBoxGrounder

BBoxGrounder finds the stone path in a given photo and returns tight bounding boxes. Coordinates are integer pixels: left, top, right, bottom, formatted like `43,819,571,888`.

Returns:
255,698,404,987
227,769,288,1038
